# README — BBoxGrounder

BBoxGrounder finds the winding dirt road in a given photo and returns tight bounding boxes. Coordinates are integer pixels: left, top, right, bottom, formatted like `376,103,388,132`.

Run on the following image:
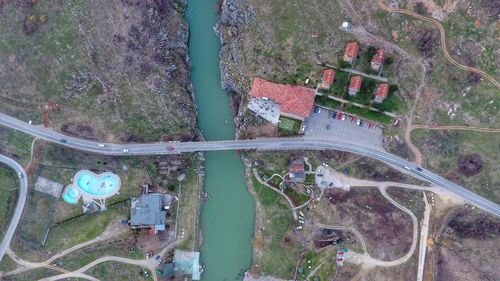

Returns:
407,124,500,165
377,0,500,89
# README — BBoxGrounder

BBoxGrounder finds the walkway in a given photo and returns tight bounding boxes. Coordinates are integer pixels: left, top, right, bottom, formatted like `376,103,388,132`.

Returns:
252,169,298,220
316,184,419,269
340,67,388,82
417,192,431,281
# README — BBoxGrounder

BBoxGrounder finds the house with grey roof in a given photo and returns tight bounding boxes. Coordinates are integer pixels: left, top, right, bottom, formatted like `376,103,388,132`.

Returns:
130,193,172,233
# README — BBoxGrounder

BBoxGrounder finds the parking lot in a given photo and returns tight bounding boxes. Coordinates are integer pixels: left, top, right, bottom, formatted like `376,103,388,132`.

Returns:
302,106,383,148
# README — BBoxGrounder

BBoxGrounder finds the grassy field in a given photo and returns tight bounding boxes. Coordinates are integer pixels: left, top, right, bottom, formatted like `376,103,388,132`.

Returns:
251,175,303,279
297,250,336,281
174,159,201,251
411,130,500,203
86,261,153,281
2,268,58,281
279,116,302,136
0,166,18,239
54,237,144,271
0,129,34,166
0,254,18,272
0,0,197,142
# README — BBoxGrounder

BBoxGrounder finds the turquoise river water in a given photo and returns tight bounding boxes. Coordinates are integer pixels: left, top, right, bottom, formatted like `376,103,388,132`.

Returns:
186,1,255,280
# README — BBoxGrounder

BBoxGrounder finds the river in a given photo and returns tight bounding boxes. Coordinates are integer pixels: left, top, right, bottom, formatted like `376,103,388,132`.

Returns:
186,1,255,280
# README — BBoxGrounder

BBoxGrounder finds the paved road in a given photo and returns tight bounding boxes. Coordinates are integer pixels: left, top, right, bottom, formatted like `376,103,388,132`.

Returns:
1,112,499,217
0,155,28,262
417,192,431,281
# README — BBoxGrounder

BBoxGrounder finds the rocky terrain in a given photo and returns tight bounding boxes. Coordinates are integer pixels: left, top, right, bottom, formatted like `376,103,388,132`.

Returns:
0,0,198,142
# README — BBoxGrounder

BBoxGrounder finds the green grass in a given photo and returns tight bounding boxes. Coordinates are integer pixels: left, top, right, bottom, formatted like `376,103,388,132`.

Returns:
54,238,144,271
0,254,18,272
2,268,58,281
0,130,34,166
279,116,302,136
344,78,377,105
297,250,335,280
411,130,500,203
252,174,302,278
314,95,342,109
326,70,350,96
0,167,18,238
175,164,201,251
343,105,392,124
284,188,309,206
86,261,153,281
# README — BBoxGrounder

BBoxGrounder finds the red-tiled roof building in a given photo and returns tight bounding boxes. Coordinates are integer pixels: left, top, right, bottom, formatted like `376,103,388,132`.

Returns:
250,78,315,120
371,49,385,71
320,69,335,89
374,83,389,103
348,76,362,96
343,42,359,64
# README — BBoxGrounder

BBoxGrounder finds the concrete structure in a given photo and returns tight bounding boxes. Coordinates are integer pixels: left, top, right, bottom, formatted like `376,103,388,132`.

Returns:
163,263,175,278
173,250,201,280
348,76,362,96
35,176,64,198
130,193,172,233
371,49,385,71
320,69,335,89
2,111,500,216
315,164,351,190
62,170,121,211
247,97,281,124
250,78,315,121
374,83,389,103
343,42,359,64
288,157,305,183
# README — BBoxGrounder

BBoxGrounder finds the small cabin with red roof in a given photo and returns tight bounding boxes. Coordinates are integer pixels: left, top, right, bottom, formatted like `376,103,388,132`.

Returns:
373,83,389,103
348,76,362,96
343,42,359,64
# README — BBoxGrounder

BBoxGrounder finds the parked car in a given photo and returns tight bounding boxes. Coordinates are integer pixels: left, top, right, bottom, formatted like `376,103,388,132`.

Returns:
326,124,331,130
356,119,361,126
368,122,373,129
337,113,342,120
332,112,337,118
351,117,356,124
341,114,346,121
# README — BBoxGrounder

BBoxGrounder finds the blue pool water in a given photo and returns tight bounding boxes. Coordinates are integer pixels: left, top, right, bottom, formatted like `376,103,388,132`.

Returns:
63,187,80,204
75,171,119,196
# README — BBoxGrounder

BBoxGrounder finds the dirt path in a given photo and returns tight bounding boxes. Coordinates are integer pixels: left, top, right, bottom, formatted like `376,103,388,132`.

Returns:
417,192,431,281
4,219,130,276
407,124,500,166
411,124,500,133
317,184,419,269
252,168,299,220
377,0,500,89
37,256,157,281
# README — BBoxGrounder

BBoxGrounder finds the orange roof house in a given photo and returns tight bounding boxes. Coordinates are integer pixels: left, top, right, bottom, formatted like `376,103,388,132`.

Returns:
250,78,315,120
320,69,335,89
343,42,359,64
374,83,389,103
371,49,385,71
348,76,362,96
